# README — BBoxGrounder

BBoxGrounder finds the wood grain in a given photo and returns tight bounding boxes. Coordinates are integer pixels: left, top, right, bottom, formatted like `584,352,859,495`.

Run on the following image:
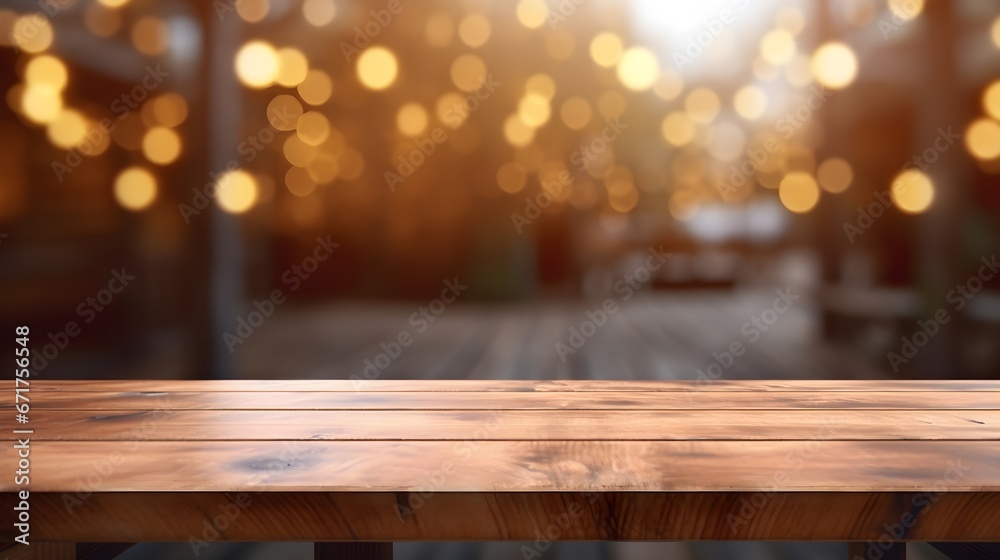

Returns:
4,390,999,410
6,409,998,441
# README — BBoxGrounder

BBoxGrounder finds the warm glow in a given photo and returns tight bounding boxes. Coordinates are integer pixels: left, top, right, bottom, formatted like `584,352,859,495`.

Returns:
497,162,527,193
142,126,182,165
525,74,556,101
131,16,168,55
964,118,1000,161
302,0,336,27
590,32,623,68
13,15,53,53
283,135,317,167
22,84,62,124
98,0,129,7
503,115,535,147
992,17,1000,49
235,41,279,88
276,47,309,87
888,0,924,22
597,90,626,118
516,0,548,29
811,42,858,90
653,72,683,101
285,166,318,197
760,29,796,66
685,87,720,124
151,93,189,128
518,94,551,128
236,0,269,23
560,97,592,130
267,95,303,131
296,111,330,146
425,13,454,47
890,169,934,214
983,81,1000,121
778,172,820,213
733,85,767,120
298,69,332,105
25,55,68,91
661,111,696,147
436,92,468,126
450,54,487,92
46,109,88,148
357,47,398,90
216,170,259,214
616,47,659,91
397,103,429,137
816,157,853,193
114,167,157,211
459,14,491,48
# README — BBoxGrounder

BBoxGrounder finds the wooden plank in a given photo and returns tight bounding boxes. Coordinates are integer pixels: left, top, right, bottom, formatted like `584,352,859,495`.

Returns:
4,440,997,493
15,380,1000,393
3,491,997,542
4,391,999,411
315,543,392,560
8,409,999,441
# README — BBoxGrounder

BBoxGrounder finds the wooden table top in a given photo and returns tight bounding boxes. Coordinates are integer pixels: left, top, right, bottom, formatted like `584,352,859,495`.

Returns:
2,380,999,542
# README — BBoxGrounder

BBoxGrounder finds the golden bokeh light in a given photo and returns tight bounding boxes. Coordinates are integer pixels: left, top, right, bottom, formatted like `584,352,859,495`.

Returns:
285,166,318,197
459,14,491,48
151,93,189,128
661,111,696,147
142,127,182,165
497,162,527,193
397,103,429,137
297,69,332,105
983,81,1000,121
779,172,820,213
560,97,592,130
992,17,1000,49
890,169,934,214
13,15,53,53
616,47,659,91
357,46,398,90
436,91,468,127
21,84,62,124
525,73,556,101
296,111,330,146
590,32,623,68
516,0,549,29
236,0,269,23
46,109,88,148
653,72,683,101
888,0,924,22
307,152,339,184
964,118,1000,161
235,41,279,88
760,29,796,66
283,134,317,167
810,42,858,89
450,54,487,92
609,185,639,213
425,13,454,47
685,87,721,124
518,94,551,128
267,94,303,131
217,170,258,214
816,157,853,193
302,0,336,27
276,47,309,87
503,115,535,147
98,0,129,7
25,55,68,91
114,167,157,211
131,16,168,55
734,85,767,120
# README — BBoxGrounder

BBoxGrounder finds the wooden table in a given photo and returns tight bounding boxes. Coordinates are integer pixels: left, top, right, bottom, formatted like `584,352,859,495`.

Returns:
2,380,1000,560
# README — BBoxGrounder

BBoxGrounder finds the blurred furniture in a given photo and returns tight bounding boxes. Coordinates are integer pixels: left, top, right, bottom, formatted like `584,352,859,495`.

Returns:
3,379,1000,559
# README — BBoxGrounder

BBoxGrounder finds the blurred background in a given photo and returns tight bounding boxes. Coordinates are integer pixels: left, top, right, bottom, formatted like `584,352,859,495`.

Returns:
1,0,998,558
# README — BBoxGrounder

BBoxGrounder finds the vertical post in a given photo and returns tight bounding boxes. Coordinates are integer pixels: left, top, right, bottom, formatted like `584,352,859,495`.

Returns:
315,542,393,560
